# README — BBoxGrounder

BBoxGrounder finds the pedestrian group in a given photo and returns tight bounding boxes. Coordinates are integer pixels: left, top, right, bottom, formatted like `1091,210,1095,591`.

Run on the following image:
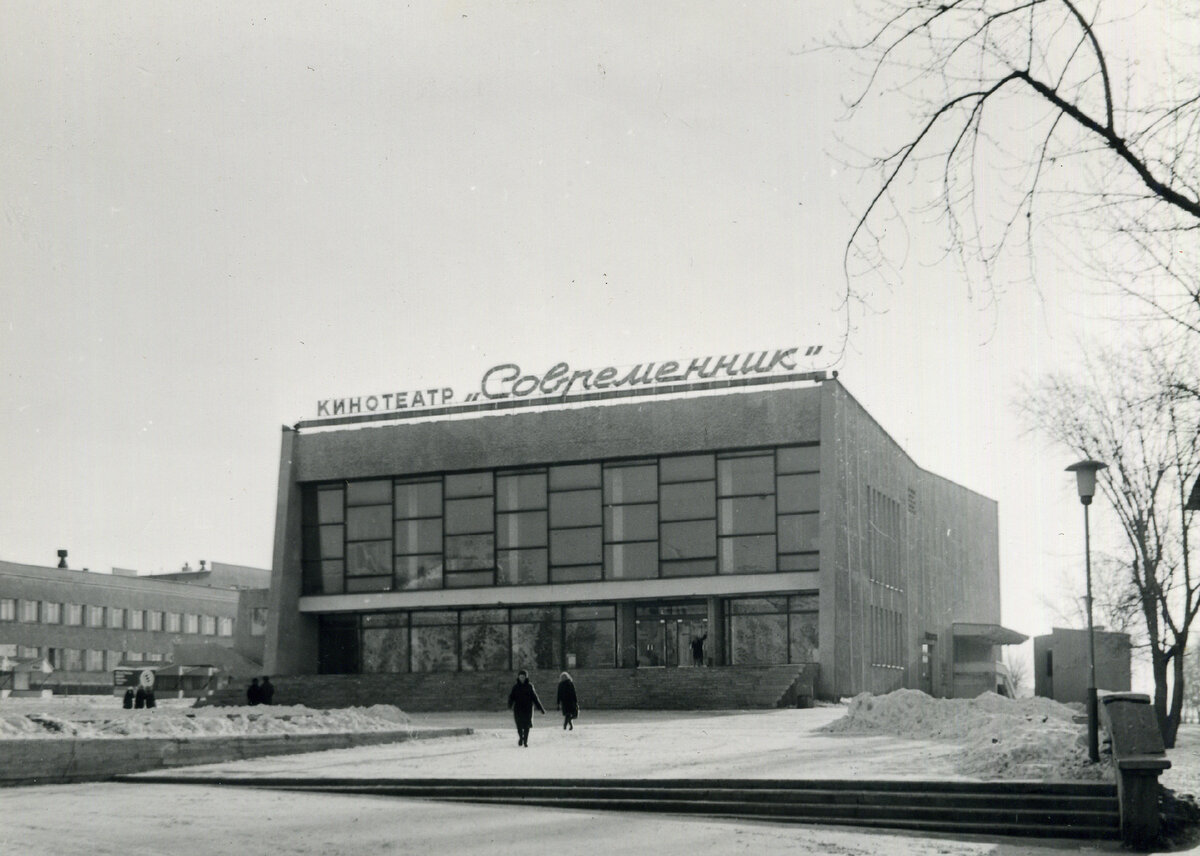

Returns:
506,669,583,746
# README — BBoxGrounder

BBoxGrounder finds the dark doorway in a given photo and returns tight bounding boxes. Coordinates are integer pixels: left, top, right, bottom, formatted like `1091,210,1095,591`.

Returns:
318,614,360,674
635,601,708,667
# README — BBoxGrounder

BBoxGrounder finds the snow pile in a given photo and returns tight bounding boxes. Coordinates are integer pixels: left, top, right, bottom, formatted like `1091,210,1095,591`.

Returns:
0,702,412,739
821,689,1110,781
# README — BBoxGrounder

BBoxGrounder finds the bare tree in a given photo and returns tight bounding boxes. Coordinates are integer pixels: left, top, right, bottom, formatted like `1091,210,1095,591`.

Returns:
1042,551,1144,637
1021,342,1199,746
1003,648,1032,697
839,0,1200,335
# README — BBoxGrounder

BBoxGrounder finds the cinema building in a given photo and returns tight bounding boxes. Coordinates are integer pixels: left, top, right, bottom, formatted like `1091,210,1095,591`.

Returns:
264,363,1022,704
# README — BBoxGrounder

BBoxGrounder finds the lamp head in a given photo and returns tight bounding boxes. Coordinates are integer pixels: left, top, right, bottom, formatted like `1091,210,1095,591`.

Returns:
1066,459,1108,505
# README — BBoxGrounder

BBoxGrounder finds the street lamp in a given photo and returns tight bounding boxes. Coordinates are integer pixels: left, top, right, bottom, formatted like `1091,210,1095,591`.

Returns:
1066,458,1108,763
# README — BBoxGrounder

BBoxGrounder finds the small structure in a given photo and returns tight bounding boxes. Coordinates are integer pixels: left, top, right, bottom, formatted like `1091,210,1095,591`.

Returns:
1033,627,1132,704
113,661,220,698
0,653,52,697
949,623,1029,698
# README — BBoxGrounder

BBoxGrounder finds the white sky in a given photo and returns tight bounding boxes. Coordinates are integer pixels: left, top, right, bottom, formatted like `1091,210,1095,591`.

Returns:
0,2,1167,675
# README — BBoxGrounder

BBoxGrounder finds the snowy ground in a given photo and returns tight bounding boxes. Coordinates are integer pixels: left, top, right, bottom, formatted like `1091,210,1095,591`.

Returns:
4,693,1200,855
0,696,412,738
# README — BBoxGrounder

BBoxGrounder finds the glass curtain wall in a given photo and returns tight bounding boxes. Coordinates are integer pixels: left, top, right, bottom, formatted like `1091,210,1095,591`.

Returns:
321,605,614,674
300,444,819,595
726,594,821,665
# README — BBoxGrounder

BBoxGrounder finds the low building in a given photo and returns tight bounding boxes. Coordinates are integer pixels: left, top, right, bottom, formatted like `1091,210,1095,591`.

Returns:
264,362,1023,701
1033,626,1132,704
0,559,270,693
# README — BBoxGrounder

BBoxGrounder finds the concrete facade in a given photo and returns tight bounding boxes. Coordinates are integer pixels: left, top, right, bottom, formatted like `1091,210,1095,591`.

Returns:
1034,627,1133,704
265,377,1014,700
0,560,269,690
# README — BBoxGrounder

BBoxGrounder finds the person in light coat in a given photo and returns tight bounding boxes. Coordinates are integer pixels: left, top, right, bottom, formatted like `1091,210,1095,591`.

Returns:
556,671,579,731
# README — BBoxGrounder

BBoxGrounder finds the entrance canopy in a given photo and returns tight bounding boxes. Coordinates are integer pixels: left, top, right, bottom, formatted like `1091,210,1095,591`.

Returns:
952,622,1028,646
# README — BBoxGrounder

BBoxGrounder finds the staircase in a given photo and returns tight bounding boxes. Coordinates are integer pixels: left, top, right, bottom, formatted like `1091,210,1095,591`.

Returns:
198,665,815,711
135,775,1119,839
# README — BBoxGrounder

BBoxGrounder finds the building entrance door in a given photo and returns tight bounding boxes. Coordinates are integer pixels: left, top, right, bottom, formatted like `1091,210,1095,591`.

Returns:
635,601,708,667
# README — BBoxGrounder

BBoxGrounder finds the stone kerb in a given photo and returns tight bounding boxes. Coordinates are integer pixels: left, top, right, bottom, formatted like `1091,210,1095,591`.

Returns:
0,727,470,787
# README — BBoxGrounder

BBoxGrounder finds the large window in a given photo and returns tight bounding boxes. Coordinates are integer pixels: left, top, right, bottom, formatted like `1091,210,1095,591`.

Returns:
345,480,393,593
108,608,125,629
65,604,83,626
395,479,443,590
19,600,39,623
460,609,510,670
659,454,717,577
303,484,346,595
249,608,268,636
86,605,105,628
147,610,164,632
727,594,820,665
361,612,409,673
564,605,616,668
444,472,495,587
511,607,561,670
777,445,820,571
411,610,458,672
41,602,61,624
0,599,15,621
128,609,144,630
603,463,658,580
184,613,199,634
329,605,617,674
548,464,602,582
496,471,548,585
299,444,820,594
718,453,776,574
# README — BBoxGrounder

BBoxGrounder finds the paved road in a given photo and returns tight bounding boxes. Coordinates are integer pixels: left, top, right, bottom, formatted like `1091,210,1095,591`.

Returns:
0,709,1156,855
2,780,1134,856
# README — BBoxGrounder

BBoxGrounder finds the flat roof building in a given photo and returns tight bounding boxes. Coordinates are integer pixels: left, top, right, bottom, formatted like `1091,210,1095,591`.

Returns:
264,367,1022,702
0,559,269,693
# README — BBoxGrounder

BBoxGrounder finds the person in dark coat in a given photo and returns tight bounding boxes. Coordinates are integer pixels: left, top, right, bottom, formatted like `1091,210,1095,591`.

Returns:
506,669,545,747
555,671,579,731
134,685,146,709
247,677,261,706
690,632,708,666
144,688,156,709
122,688,135,709
259,676,275,705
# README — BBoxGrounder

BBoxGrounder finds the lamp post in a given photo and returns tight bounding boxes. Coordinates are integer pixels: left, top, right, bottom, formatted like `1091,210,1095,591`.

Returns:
1066,458,1108,763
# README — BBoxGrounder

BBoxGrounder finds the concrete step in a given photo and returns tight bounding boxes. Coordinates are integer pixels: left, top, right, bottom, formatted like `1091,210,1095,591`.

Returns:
133,775,1119,840
201,664,815,711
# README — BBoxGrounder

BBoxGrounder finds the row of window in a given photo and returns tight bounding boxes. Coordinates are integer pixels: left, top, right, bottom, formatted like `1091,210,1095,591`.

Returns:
302,445,821,596
316,595,819,674
0,645,166,671
0,599,234,637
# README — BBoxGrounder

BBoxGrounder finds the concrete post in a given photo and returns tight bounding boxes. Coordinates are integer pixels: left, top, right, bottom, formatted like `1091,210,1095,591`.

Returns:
616,602,637,668
1100,693,1171,849
706,597,725,666
264,426,319,675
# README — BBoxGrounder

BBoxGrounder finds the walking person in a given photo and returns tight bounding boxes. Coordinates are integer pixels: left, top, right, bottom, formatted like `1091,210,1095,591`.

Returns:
690,632,708,667
246,677,261,706
506,669,545,747
259,675,275,705
556,671,579,731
